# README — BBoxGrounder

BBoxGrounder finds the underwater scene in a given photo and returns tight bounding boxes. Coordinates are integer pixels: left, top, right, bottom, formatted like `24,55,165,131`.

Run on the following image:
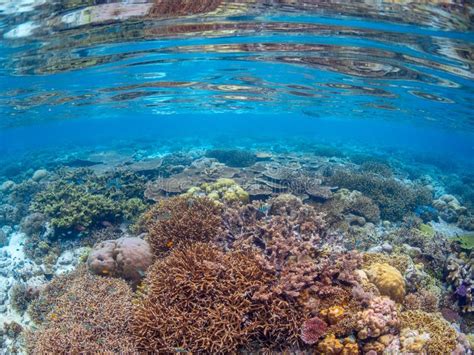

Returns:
0,0,474,353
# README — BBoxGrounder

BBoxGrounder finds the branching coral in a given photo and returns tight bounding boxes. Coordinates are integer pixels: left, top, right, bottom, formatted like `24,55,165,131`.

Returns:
328,170,432,221
446,252,473,313
400,310,458,354
26,266,136,353
30,169,147,233
132,243,303,352
139,196,223,257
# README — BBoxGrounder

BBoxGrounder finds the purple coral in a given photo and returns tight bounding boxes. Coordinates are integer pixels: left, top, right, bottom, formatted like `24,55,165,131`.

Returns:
300,317,328,345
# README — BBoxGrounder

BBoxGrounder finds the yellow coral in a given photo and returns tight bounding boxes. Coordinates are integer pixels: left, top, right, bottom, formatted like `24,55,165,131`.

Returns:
320,306,345,325
400,311,457,354
317,334,344,354
184,178,249,203
363,252,410,273
366,263,405,302
399,328,430,353
341,338,359,355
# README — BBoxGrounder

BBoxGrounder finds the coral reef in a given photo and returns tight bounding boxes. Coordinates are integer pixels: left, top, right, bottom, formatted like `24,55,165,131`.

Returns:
184,178,249,203
328,170,432,221
399,310,458,354
87,237,153,286
139,196,223,257
132,243,302,352
446,252,473,313
355,296,399,339
365,263,406,302
206,149,257,167
300,316,327,345
26,267,136,353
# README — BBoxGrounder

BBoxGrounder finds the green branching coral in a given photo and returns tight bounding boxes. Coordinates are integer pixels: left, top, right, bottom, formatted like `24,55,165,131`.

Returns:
31,182,121,231
30,169,148,232
328,170,432,221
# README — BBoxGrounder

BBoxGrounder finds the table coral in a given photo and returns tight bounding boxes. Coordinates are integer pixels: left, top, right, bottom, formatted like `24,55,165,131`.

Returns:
366,262,406,303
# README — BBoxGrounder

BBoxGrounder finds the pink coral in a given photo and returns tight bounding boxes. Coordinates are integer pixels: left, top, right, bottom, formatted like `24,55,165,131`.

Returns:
87,237,153,286
300,316,328,345
356,296,399,340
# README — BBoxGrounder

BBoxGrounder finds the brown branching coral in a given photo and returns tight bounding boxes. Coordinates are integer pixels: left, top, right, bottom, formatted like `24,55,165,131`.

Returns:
132,243,303,353
26,266,136,354
139,196,223,257
400,310,458,354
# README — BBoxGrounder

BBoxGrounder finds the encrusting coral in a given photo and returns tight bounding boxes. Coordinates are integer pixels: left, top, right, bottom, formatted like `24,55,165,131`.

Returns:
26,266,136,353
366,262,406,303
139,196,223,257
355,296,399,340
132,243,303,352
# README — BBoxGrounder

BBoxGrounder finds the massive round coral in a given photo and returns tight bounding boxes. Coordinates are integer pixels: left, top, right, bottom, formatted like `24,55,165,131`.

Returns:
140,196,223,257
132,243,302,352
87,237,153,285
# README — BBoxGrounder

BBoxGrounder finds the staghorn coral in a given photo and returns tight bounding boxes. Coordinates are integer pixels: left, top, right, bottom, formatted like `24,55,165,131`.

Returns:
400,310,458,354
87,237,153,286
356,296,400,340
132,243,303,352
300,316,327,345
140,196,223,257
366,263,406,303
26,266,136,353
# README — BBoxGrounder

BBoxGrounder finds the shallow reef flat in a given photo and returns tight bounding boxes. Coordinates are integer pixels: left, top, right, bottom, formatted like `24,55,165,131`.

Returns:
0,142,473,353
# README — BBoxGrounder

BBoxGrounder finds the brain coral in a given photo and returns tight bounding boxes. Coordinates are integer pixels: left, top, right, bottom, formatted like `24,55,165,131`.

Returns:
132,243,302,352
87,237,153,286
140,196,223,257
26,266,136,353
366,262,406,303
